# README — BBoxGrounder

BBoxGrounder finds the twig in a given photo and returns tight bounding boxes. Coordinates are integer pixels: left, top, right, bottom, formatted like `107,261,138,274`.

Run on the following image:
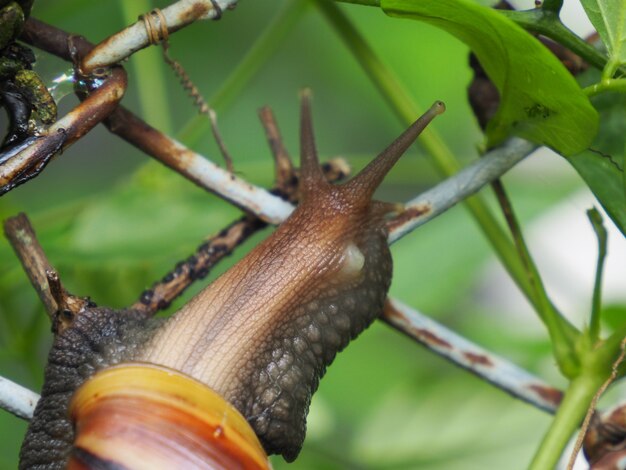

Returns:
259,106,294,191
386,138,537,243
383,298,563,413
207,109,235,173
3,214,57,318
3,214,95,334
0,376,39,421
21,18,90,62
133,215,264,315
80,0,238,74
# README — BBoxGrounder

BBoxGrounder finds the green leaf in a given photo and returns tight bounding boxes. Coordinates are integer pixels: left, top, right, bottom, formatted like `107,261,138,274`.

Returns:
580,0,626,65
381,0,599,155
569,76,626,236
569,152,626,235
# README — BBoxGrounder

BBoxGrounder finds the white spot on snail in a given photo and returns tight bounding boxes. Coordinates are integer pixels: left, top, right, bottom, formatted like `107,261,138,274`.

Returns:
337,243,365,280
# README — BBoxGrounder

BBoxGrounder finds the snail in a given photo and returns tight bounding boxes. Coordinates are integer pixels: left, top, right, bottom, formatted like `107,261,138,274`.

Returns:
18,92,444,469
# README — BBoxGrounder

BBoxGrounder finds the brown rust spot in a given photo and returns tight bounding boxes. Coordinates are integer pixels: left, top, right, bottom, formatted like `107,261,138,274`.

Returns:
463,351,493,367
415,328,453,349
527,384,563,407
383,300,452,349
180,2,211,23
386,204,432,232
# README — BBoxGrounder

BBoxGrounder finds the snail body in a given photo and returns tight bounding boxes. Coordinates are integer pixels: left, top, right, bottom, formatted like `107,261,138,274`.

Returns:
19,94,443,468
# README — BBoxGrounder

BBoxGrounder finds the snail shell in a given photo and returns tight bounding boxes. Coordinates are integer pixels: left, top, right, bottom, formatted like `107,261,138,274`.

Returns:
67,363,270,470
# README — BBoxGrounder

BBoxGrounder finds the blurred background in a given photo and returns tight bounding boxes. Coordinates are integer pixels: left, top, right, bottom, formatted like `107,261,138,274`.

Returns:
0,0,624,468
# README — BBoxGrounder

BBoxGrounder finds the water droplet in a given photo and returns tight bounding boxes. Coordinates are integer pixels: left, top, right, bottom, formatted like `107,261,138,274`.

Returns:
48,69,76,103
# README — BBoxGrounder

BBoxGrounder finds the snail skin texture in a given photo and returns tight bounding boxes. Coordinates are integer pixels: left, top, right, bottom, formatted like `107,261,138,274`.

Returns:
19,94,444,469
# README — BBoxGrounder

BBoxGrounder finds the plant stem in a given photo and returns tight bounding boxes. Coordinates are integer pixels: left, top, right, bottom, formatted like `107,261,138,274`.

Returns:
602,58,620,81
541,0,563,14
177,0,309,145
491,180,579,375
587,209,607,341
529,372,604,470
118,0,173,134
568,337,626,469
500,9,608,71
316,0,578,339
585,78,626,97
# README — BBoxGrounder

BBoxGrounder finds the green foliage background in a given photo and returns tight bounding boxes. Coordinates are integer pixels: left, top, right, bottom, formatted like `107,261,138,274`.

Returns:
0,0,609,468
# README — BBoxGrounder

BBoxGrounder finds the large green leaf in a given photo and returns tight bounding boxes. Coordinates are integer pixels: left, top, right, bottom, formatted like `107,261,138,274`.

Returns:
381,0,599,155
580,0,626,65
